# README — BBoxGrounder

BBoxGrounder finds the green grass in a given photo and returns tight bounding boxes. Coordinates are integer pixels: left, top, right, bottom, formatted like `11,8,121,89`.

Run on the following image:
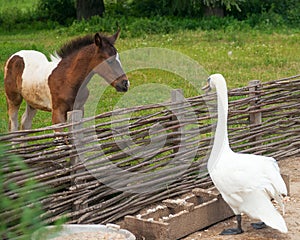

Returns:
0,23,299,133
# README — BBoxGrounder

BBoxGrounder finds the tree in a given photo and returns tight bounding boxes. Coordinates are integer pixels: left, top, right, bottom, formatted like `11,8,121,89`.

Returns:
76,0,105,20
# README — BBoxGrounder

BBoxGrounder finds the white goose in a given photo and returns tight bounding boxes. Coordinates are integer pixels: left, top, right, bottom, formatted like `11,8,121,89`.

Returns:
203,74,288,235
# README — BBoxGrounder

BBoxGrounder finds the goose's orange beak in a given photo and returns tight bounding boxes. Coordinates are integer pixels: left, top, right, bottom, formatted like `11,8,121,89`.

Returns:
202,82,211,92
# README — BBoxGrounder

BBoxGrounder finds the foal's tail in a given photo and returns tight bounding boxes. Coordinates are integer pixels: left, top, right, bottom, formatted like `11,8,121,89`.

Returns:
4,55,13,80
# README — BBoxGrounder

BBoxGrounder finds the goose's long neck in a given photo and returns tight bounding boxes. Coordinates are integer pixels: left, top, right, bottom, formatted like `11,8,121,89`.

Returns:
208,80,231,172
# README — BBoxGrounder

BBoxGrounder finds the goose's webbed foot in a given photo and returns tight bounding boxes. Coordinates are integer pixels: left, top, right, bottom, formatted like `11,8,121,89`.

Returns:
220,228,243,235
220,214,244,235
251,221,267,230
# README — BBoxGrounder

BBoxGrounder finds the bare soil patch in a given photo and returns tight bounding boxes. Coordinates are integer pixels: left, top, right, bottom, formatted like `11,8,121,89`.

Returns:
183,157,300,240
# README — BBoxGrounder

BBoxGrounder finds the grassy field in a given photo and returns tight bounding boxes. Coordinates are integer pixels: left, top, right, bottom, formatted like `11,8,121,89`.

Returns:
0,22,299,133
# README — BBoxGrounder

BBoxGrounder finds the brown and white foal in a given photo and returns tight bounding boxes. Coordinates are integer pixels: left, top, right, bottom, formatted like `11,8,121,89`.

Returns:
4,29,129,132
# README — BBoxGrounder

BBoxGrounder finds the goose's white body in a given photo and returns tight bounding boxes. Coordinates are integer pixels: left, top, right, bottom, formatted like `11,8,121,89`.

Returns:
207,74,288,233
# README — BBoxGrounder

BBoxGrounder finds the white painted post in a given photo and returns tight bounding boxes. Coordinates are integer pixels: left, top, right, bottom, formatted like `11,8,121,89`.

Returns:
171,89,186,154
68,110,83,167
67,110,88,212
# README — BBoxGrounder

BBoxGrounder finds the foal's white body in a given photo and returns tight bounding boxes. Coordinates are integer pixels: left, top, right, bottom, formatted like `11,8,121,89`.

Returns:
5,50,61,131
15,50,60,111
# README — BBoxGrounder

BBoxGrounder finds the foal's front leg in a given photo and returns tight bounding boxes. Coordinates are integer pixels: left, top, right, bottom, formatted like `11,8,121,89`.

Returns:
52,107,70,145
52,108,67,126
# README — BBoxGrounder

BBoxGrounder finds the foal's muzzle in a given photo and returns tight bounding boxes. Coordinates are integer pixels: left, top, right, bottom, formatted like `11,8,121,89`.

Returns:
116,79,130,92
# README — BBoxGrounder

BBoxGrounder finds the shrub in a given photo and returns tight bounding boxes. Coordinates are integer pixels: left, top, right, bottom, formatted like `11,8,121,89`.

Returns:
0,0,299,33
203,0,246,11
36,0,76,25
0,8,34,31
128,0,245,17
0,144,64,239
229,0,300,26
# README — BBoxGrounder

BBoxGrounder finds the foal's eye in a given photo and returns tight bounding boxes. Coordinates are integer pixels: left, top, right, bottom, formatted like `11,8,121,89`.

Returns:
107,57,115,65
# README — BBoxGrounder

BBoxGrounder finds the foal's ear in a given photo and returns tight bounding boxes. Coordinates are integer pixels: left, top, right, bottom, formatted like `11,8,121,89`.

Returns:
109,28,121,45
94,33,103,48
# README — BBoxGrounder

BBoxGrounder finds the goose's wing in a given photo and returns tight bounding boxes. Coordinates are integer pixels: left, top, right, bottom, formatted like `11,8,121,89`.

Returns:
241,189,288,233
216,153,286,194
258,155,287,214
247,155,286,194
210,153,288,232
211,153,287,211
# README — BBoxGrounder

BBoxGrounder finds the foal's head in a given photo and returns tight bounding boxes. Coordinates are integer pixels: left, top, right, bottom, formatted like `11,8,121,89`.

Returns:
93,29,129,92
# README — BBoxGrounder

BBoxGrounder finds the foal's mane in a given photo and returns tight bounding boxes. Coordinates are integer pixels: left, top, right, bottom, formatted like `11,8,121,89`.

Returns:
57,34,114,59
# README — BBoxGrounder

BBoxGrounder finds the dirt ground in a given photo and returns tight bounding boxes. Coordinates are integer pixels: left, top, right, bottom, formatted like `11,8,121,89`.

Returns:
183,157,300,240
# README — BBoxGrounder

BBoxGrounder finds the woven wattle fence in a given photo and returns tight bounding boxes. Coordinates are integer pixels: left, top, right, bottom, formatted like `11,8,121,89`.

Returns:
1,74,300,230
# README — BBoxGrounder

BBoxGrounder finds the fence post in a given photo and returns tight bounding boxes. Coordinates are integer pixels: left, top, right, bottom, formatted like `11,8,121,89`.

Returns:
171,89,186,154
67,110,88,212
248,80,262,144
